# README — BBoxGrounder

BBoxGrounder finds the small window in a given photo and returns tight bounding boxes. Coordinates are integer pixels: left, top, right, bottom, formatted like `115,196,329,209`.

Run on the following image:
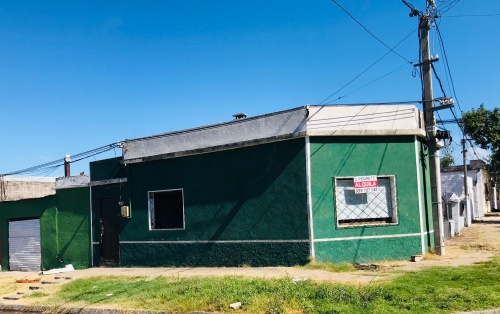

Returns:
334,176,398,228
149,189,184,230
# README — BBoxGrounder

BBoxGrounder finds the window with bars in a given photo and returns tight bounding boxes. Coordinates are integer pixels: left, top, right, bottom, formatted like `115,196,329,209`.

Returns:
334,176,398,227
148,189,184,230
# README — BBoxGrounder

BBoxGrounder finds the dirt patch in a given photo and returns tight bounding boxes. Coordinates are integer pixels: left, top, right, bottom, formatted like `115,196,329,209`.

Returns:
378,212,500,271
354,264,380,271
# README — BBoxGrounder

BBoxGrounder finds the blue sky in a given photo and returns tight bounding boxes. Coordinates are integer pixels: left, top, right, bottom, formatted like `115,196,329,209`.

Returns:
0,0,498,176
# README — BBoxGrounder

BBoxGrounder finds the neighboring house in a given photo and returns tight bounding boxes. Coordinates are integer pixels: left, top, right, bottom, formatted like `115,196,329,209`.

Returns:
441,160,496,238
0,175,91,271
89,105,435,267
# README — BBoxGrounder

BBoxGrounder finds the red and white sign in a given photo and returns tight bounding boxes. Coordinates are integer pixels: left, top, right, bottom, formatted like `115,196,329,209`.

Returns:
354,176,378,194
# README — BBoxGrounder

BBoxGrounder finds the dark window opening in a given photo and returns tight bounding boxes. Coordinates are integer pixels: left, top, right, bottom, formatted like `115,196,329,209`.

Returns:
149,189,184,230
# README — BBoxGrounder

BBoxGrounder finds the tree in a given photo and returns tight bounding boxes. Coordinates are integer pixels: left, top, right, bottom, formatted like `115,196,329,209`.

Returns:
440,145,455,168
462,104,500,182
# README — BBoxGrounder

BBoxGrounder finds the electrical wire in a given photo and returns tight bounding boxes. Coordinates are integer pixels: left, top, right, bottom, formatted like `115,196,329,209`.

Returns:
3,158,65,176
331,0,413,64
431,11,492,165
433,12,480,162
432,18,463,114
329,61,414,103
431,63,447,98
466,140,486,162
437,0,462,15
318,27,417,105
443,13,500,17
1,143,118,177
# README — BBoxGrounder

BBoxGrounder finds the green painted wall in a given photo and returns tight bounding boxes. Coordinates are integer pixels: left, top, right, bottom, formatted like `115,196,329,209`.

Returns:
120,242,308,267
90,157,127,182
114,138,310,267
310,136,431,263
55,188,92,269
417,138,434,249
0,187,91,271
314,236,422,263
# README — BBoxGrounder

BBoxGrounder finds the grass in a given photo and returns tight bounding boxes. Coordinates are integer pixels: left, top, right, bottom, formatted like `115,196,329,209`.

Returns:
26,255,500,313
422,253,441,261
0,277,21,296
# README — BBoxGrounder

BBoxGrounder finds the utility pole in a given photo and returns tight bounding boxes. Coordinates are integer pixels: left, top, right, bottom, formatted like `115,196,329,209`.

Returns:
418,1,445,255
462,139,471,226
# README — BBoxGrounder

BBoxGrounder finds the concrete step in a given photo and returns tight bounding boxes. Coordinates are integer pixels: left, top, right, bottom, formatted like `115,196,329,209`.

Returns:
29,285,43,290
41,280,64,285
3,295,22,300
16,291,30,295
54,276,72,280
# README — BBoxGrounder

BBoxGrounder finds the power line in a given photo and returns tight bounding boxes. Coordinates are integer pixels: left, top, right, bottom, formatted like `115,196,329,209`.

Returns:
466,140,485,162
326,100,423,106
432,18,463,114
431,19,489,165
330,0,413,64
3,158,65,177
443,13,500,17
431,63,447,98
318,27,417,104
329,61,413,103
1,143,118,177
437,0,462,15
449,107,464,133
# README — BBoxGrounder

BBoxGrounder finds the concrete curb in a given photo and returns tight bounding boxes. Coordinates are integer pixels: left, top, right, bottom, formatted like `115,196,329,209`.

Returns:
0,303,220,314
2,303,499,314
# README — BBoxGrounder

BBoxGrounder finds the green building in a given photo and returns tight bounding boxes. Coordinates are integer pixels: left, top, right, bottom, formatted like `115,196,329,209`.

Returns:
0,175,91,271
89,105,434,267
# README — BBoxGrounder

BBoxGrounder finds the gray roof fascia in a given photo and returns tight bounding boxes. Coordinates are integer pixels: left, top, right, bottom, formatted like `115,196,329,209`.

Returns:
122,104,426,164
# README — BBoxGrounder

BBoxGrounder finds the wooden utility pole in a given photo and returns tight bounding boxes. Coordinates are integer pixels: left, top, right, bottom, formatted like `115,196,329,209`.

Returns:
419,3,445,255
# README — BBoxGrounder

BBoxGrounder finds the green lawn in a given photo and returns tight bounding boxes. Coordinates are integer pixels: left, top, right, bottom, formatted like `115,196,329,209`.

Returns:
29,256,500,314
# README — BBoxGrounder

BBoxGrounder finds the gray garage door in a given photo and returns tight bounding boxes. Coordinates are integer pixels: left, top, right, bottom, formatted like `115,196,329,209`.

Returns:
9,219,41,272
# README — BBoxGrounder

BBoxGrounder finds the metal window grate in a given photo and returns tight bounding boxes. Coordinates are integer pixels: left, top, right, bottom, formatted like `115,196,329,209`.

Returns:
334,177,398,227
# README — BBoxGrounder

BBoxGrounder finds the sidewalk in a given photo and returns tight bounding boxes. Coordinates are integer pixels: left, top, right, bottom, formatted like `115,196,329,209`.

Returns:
67,265,384,284
0,264,386,289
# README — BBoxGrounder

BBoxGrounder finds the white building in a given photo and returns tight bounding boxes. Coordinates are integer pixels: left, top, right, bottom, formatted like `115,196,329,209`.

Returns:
441,160,496,238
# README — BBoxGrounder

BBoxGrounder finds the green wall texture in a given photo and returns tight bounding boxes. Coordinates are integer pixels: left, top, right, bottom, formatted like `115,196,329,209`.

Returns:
417,138,435,249
116,138,310,267
309,136,433,263
88,135,433,267
0,187,91,271
90,157,127,182
55,188,92,269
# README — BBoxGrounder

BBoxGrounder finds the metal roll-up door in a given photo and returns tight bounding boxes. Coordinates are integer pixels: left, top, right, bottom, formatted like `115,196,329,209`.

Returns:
9,219,41,272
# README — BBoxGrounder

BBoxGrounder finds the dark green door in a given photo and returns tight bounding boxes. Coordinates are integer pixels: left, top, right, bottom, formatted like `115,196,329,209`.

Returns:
99,196,120,266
